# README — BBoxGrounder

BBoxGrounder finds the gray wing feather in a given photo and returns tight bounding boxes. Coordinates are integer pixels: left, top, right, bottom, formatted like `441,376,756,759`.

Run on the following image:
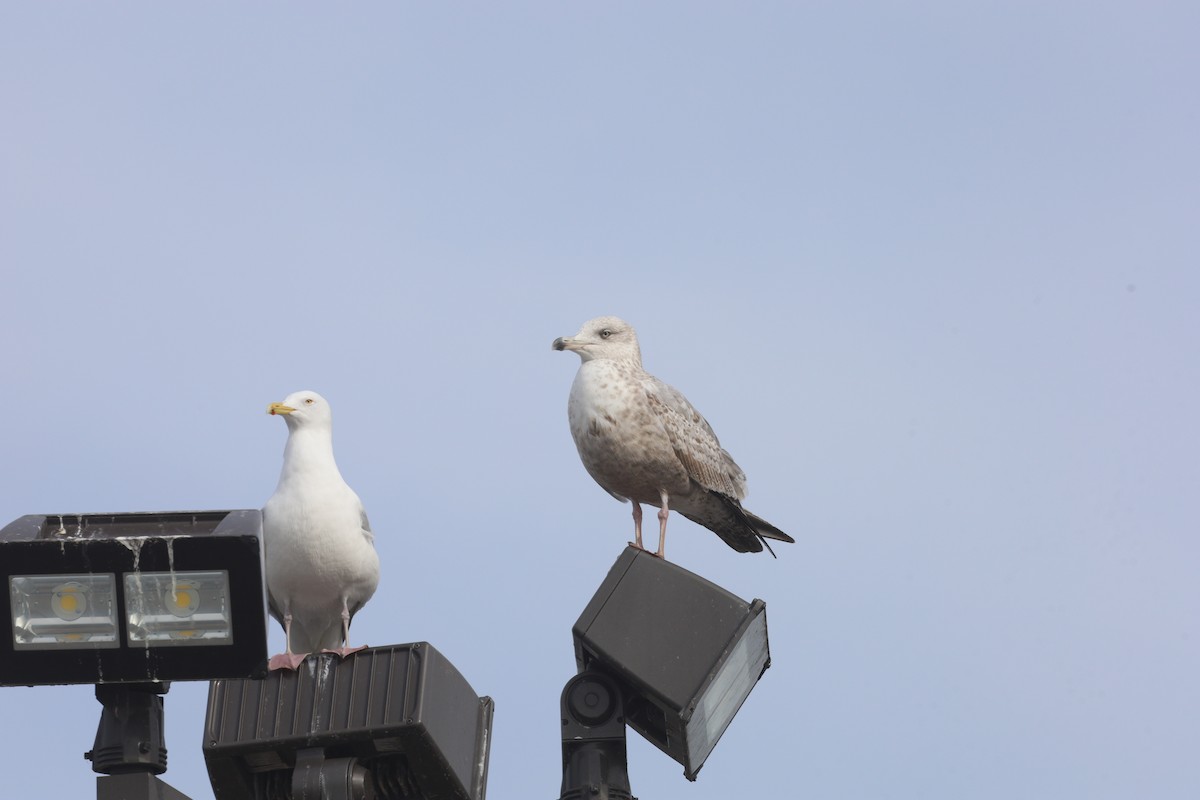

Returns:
643,376,748,499
360,505,375,544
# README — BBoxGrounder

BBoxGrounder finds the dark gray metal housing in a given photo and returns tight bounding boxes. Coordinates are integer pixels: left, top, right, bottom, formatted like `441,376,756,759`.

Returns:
0,510,268,686
203,643,493,800
572,546,771,781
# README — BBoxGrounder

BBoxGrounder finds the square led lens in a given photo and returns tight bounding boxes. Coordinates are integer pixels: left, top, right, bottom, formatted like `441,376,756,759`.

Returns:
687,610,769,771
10,573,120,649
124,570,233,646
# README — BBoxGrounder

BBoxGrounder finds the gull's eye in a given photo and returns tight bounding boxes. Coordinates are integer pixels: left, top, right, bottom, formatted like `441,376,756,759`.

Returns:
600,329,613,339
304,398,315,405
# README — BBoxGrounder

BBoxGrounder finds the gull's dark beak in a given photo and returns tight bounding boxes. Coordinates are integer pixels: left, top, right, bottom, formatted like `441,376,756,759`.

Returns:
552,336,569,351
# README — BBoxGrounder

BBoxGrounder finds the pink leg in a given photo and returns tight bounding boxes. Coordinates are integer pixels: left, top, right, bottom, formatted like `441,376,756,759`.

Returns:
630,502,646,550
655,490,670,559
269,610,308,670
323,598,368,659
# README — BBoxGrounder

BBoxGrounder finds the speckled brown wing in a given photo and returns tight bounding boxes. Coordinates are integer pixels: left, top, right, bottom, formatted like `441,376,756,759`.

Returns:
642,375,748,499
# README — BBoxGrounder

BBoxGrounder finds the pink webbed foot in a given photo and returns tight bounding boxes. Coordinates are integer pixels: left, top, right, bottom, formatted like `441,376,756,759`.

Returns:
321,644,368,659
627,540,663,558
268,652,309,671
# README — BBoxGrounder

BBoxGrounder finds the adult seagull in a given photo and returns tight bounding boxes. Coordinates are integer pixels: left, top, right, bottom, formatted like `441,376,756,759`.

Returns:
262,390,380,670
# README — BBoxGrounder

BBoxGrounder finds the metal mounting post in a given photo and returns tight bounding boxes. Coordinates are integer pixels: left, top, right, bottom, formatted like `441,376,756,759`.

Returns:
558,670,636,800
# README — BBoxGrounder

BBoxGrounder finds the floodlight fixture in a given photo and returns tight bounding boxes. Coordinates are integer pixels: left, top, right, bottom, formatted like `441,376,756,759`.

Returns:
571,546,772,782
0,510,268,687
0,510,269,800
204,642,494,800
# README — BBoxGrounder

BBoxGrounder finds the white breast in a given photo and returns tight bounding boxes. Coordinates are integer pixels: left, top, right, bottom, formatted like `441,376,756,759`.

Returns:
566,360,690,503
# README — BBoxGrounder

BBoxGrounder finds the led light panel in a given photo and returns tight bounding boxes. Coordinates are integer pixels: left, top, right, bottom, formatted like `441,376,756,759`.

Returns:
10,573,120,649
124,570,233,646
687,608,769,771
573,546,773,780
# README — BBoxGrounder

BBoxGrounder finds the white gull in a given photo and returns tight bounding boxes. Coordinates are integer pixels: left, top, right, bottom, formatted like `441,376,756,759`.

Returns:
261,390,380,670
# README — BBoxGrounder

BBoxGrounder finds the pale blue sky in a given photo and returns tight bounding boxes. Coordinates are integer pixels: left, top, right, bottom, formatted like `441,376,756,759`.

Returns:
2,4,1197,799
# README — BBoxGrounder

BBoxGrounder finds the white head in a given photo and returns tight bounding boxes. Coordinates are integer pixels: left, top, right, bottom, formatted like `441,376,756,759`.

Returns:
552,315,642,365
267,389,333,432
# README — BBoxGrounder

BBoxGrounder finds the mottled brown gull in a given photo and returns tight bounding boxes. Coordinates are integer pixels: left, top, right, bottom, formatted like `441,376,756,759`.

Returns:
262,390,380,670
553,316,794,559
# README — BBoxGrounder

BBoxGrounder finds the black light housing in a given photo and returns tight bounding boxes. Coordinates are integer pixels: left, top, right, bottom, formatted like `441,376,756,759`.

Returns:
558,670,634,800
203,643,494,800
572,546,772,781
0,510,268,687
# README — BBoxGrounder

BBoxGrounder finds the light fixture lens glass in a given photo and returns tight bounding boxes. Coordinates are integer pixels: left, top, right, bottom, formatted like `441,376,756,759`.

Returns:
124,570,233,646
9,574,120,649
687,610,769,770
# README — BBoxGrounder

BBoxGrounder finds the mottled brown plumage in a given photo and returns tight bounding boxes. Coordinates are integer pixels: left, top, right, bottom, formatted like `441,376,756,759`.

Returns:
553,316,794,559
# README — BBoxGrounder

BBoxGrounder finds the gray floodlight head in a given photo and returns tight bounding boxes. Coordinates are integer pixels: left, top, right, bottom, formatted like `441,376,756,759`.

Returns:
572,547,771,781
0,510,268,687
204,643,493,800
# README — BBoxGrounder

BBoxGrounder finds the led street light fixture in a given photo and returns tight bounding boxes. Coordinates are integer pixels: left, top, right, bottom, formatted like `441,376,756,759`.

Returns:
0,510,268,687
572,546,772,781
204,643,494,800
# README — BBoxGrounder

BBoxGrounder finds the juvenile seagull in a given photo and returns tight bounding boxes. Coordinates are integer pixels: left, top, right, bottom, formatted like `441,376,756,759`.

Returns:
553,316,794,559
262,390,380,670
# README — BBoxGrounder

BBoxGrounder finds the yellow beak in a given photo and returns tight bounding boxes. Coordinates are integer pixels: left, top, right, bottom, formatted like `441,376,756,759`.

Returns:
267,402,295,416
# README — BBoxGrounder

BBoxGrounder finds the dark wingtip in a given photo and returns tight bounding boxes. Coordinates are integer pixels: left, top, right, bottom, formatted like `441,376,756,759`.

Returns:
761,537,779,558
687,495,794,556
744,508,794,544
